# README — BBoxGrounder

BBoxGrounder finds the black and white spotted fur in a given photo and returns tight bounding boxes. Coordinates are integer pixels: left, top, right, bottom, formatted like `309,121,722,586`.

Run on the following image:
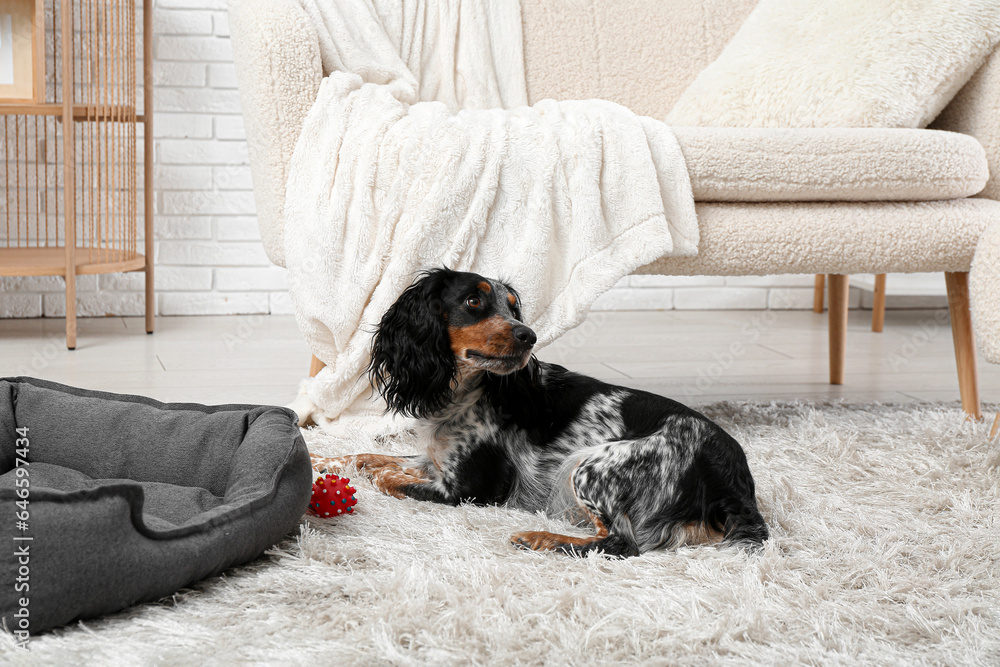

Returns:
326,268,768,558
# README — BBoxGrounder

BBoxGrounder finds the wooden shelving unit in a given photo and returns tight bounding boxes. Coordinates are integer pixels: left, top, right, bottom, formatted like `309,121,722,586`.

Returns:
0,0,152,349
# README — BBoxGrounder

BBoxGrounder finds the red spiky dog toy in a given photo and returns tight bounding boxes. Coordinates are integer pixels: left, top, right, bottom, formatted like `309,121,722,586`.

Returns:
308,473,357,517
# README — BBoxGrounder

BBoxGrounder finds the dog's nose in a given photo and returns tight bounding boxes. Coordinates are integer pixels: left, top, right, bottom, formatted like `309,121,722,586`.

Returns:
512,325,536,347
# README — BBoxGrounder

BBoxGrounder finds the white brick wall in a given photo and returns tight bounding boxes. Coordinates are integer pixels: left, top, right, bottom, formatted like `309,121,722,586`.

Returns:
0,5,939,318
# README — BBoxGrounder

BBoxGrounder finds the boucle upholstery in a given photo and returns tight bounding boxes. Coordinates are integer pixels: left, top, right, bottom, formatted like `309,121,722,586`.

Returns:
933,48,1000,200
971,224,1000,364
638,199,998,277
673,127,988,202
230,0,322,269
519,0,757,118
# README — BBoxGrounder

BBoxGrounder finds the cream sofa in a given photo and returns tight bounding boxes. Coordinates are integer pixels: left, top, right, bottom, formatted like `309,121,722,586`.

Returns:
229,0,1000,418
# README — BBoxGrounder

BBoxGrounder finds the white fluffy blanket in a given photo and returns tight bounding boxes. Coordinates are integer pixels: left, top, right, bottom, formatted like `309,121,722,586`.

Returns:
284,0,698,427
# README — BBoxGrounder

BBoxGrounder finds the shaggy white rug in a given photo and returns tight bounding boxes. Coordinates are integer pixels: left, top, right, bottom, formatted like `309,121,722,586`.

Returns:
3,401,999,665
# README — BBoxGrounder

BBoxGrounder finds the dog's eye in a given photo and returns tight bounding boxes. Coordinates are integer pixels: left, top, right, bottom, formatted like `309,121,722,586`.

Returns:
466,296,481,308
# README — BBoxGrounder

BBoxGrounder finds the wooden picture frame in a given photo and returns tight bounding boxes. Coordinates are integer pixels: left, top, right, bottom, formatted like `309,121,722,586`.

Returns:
0,0,43,102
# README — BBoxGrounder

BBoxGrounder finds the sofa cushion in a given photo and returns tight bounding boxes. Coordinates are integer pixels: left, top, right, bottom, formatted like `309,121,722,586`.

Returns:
0,378,312,634
666,0,1000,130
675,127,989,202
637,198,998,278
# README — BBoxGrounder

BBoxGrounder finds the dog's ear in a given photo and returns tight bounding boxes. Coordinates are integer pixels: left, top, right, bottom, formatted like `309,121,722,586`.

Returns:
367,269,457,418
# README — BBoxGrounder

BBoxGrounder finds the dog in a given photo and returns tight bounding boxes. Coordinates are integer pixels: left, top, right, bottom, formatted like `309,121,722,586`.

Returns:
315,268,768,557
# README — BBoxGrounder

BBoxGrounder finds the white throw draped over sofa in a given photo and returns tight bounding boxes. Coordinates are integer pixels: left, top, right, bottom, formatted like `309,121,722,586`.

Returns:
229,0,1000,419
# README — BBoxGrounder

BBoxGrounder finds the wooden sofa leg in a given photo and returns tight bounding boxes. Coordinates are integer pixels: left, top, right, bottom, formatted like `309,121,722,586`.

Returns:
828,275,849,385
813,275,825,313
309,355,326,377
871,274,886,333
944,272,982,420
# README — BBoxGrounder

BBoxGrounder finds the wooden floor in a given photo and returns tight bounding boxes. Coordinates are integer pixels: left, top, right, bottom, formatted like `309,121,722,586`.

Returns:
0,309,997,409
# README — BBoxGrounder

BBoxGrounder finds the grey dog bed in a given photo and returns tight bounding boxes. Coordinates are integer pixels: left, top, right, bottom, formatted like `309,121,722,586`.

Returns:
0,377,312,635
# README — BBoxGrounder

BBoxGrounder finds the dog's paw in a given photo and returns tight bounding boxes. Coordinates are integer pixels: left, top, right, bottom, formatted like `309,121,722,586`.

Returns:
324,456,356,470
309,453,355,475
369,469,410,499
510,531,557,551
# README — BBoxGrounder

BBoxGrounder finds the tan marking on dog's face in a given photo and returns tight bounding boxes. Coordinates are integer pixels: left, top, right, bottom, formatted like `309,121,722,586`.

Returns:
477,281,492,294
448,315,512,359
507,293,517,307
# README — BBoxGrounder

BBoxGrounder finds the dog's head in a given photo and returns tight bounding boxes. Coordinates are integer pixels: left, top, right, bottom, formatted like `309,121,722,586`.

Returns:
368,268,536,417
